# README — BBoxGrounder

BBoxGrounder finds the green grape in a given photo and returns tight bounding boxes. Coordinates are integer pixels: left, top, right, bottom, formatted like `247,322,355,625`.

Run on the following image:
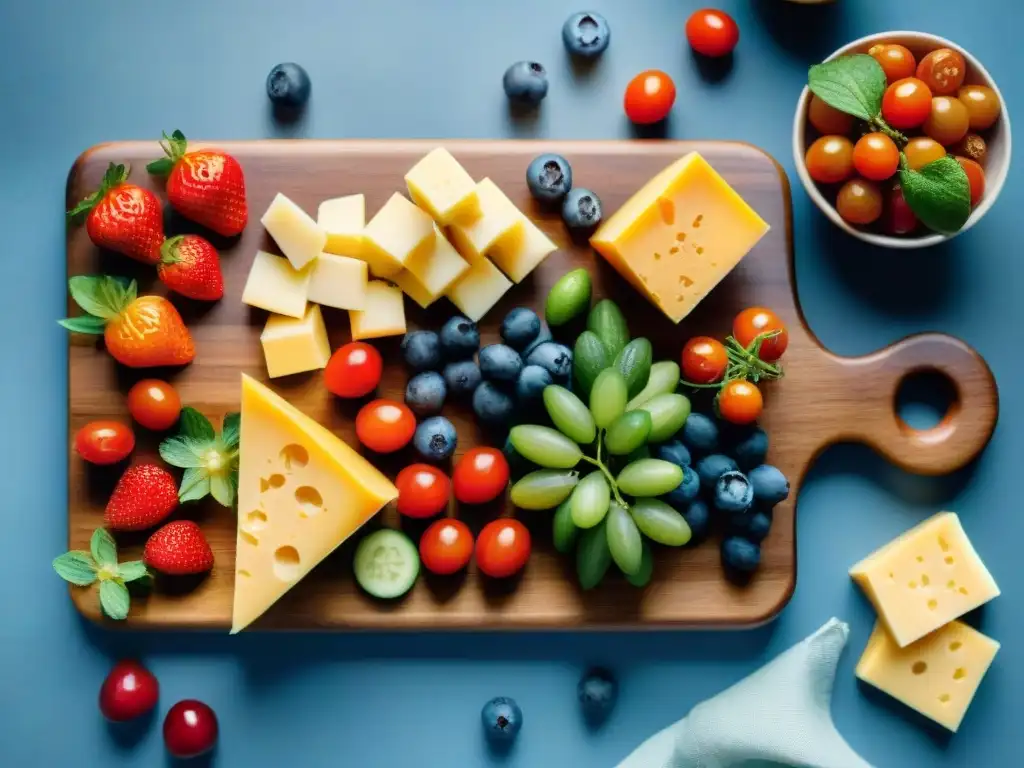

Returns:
553,498,579,554
569,471,611,529
630,498,692,546
625,540,654,588
509,425,583,469
510,469,579,510
606,502,643,576
576,516,612,590
543,385,597,445
626,361,681,411
616,459,684,497
589,369,628,429
604,410,652,456
636,393,691,442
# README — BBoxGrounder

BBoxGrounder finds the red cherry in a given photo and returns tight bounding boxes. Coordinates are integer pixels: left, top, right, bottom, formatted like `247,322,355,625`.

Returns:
163,699,219,758
98,660,159,722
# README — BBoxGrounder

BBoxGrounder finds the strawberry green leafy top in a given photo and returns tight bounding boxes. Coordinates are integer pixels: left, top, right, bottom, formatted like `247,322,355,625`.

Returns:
159,407,240,507
52,528,150,621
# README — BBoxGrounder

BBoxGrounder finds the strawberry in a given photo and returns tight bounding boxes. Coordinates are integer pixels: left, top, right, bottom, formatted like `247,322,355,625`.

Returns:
59,275,196,367
158,235,224,301
147,130,247,237
144,521,214,575
104,464,179,532
68,163,164,264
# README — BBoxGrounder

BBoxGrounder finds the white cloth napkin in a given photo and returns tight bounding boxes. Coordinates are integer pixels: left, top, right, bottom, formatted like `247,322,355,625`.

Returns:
617,618,873,768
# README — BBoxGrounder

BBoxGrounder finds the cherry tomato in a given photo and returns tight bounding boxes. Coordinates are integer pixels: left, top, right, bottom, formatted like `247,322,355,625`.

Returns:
804,135,854,184
732,308,789,363
883,183,918,236
355,399,416,453
475,519,531,578
955,157,986,207
852,132,900,181
324,342,383,398
127,379,182,431
869,44,917,83
958,85,1001,131
916,48,966,96
396,464,451,518
419,519,474,575
923,96,970,146
881,78,932,130
717,380,763,425
685,9,739,58
624,70,676,125
453,447,510,505
807,95,853,136
903,136,946,170
75,420,135,465
836,179,883,226
681,336,728,384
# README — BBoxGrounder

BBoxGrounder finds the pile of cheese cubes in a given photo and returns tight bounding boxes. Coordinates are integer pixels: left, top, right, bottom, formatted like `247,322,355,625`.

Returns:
241,148,558,378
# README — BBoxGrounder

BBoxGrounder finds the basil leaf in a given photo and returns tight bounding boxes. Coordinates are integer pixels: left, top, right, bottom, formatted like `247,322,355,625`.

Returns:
90,528,118,569
899,156,971,234
179,407,215,441
99,580,131,620
52,551,97,586
179,467,212,503
117,560,150,583
159,436,207,468
221,412,241,449
808,54,886,122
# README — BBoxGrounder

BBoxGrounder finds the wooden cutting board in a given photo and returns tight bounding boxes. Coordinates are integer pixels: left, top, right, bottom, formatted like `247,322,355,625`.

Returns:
65,140,999,631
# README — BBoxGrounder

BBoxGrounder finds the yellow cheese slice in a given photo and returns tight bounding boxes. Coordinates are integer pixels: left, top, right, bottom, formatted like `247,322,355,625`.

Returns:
405,147,480,225
445,252,512,322
361,193,435,278
241,250,311,319
448,178,525,260
349,280,407,340
260,304,331,379
488,215,558,283
260,193,327,271
317,194,365,257
307,253,368,310
231,375,398,633
396,225,469,307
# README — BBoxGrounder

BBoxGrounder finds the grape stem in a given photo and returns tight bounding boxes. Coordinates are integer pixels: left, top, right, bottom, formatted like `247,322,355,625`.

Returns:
580,451,627,508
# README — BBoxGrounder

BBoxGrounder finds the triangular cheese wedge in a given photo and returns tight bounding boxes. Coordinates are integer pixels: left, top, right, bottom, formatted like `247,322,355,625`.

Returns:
231,374,398,633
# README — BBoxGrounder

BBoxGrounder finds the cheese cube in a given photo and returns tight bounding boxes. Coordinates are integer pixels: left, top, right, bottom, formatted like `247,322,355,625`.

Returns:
349,280,406,340
242,250,311,319
488,215,558,283
445,253,513,322
398,225,469,307
856,620,999,732
307,253,368,310
317,194,365,257
850,512,1000,648
360,193,435,279
405,148,480,225
590,152,770,324
260,193,327,270
260,304,331,378
448,178,525,260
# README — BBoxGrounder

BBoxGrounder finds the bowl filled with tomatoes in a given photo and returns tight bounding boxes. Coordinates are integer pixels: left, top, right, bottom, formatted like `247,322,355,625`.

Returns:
793,31,1011,248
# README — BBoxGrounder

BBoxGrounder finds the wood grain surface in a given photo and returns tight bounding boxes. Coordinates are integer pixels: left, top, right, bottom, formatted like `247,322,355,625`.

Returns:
65,140,999,631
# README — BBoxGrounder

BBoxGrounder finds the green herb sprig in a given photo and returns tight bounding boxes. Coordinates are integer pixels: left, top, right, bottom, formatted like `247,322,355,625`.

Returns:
159,407,240,507
52,529,150,620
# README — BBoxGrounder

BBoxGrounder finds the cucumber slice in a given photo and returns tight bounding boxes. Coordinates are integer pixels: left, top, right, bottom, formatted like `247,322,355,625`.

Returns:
353,529,420,599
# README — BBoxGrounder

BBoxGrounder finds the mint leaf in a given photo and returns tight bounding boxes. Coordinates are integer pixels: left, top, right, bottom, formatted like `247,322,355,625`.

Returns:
899,155,971,234
160,435,207,468
117,560,150,582
210,472,235,507
68,276,120,319
221,412,241,449
58,316,107,334
808,54,886,122
180,407,215,441
52,551,97,586
179,466,211,503
90,528,118,568
99,580,130,620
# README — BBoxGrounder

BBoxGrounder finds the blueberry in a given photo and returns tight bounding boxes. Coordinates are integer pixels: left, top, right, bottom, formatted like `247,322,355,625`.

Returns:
748,464,790,507
413,416,457,462
577,667,618,723
663,466,700,508
695,454,739,491
721,537,761,573
405,371,447,416
400,330,443,371
481,696,523,742
501,307,543,351
681,413,719,455
714,470,753,514
745,510,773,543
479,344,523,383
516,364,553,403
503,61,548,105
729,426,769,471
522,324,553,357
562,12,610,58
524,341,573,385
439,316,480,360
562,188,603,232
266,63,311,108
473,381,516,427
526,154,573,205
443,360,482,398
682,499,711,540
652,439,692,468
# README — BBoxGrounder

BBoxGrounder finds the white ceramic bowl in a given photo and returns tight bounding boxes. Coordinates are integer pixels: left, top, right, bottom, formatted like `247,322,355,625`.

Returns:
793,31,1012,248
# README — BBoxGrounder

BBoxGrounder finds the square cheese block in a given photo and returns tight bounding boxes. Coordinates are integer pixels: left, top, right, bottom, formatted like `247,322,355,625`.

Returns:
856,620,999,732
448,178,526,260
349,280,406,340
260,304,331,378
242,250,311,319
445,252,513,322
405,147,481,225
391,270,435,309
307,253,368,310
317,194,365,257
260,193,327,270
488,215,558,283
850,512,1000,648
360,193,435,279
232,374,398,633
590,152,770,324
397,225,469,307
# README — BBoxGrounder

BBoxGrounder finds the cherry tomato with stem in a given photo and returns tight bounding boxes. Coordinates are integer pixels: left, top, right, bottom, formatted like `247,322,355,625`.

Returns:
396,464,451,518
958,85,1001,131
883,183,918,236
681,337,728,384
852,132,900,181
732,308,789,363
804,136,854,184
916,48,966,96
419,519,474,576
807,95,853,136
881,78,932,130
355,399,416,453
453,447,510,505
324,342,383,398
127,379,182,431
903,136,946,170
717,380,763,425
869,44,917,83
624,70,676,125
955,157,985,207
475,519,531,578
836,179,884,226
685,9,739,58
75,421,135,465
923,96,970,146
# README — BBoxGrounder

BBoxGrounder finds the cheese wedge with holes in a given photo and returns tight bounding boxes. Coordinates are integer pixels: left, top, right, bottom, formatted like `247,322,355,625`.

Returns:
856,620,999,732
260,304,331,378
590,152,769,324
261,193,327,270
850,512,1000,648
360,193,435,278
317,194,365,257
242,250,311,319
405,148,480,225
232,375,398,633
348,280,406,340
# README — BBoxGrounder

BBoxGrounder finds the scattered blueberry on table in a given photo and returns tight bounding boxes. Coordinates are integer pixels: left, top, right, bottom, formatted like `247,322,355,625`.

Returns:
721,536,761,574
561,187,603,232
714,470,754,514
481,696,522,742
479,344,524,383
473,381,516,427
577,667,618,723
682,499,711,540
696,453,739,490
500,307,543,351
664,465,700,507
516,364,554,403
401,330,443,371
502,61,548,105
443,359,482,398
748,464,790,507
562,12,610,59
439,316,480,360
682,412,720,455
524,341,573,385
413,416,457,461
526,154,574,205
405,371,447,416
653,439,692,468
266,63,311,108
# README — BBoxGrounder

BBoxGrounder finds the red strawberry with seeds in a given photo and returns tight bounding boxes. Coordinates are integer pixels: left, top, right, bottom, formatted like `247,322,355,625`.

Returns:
104,463,179,532
158,235,224,301
144,521,214,575
147,130,248,237
68,163,164,264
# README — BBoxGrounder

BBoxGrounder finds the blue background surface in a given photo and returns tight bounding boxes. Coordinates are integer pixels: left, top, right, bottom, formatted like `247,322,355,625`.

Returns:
1,0,1020,765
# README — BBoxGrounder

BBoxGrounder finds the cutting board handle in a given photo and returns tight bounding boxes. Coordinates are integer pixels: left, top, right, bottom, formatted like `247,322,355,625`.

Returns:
821,333,998,476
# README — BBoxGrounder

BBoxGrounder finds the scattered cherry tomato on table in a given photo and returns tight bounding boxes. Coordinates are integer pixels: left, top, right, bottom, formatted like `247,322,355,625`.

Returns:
396,464,451,518
324,341,383,398
476,519,531,578
127,379,181,431
685,9,739,58
355,399,416,453
732,308,789,363
852,132,899,181
717,380,763,425
163,699,218,759
453,447,510,505
420,519,474,575
882,77,933,130
75,420,135,465
99,660,159,722
681,337,728,384
624,70,676,125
